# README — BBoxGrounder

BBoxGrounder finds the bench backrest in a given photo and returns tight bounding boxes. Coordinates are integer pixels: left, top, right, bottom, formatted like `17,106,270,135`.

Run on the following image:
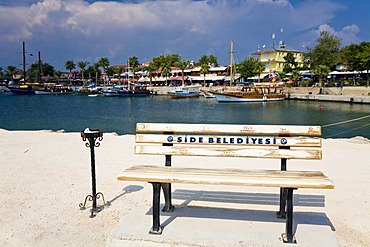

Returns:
135,123,322,161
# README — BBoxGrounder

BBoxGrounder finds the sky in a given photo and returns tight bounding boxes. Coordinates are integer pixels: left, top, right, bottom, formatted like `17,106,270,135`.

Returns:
0,0,369,71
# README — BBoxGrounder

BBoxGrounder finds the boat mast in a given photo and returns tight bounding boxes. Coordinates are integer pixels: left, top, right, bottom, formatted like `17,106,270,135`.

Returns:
22,41,26,82
229,40,234,90
38,51,42,83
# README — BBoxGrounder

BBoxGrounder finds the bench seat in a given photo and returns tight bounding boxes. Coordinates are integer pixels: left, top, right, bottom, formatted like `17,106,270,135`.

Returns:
117,123,334,243
118,165,334,189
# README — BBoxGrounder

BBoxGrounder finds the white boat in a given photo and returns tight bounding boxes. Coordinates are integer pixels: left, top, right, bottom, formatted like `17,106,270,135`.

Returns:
168,86,201,99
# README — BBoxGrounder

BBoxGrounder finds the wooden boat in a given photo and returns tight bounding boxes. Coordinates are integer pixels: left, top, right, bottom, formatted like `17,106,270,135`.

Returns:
210,83,285,102
118,86,151,97
210,40,285,103
34,85,74,95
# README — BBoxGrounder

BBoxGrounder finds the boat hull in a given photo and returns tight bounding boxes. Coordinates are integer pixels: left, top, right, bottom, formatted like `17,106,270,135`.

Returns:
213,93,285,102
8,86,35,95
168,92,200,99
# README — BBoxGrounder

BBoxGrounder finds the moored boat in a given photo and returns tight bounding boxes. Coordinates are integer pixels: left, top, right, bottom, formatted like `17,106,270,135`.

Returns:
210,83,285,102
210,40,285,103
118,86,151,97
34,85,74,95
168,86,201,99
7,84,36,95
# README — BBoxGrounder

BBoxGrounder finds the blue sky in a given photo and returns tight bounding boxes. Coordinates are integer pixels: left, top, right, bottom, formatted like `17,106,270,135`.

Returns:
0,0,369,71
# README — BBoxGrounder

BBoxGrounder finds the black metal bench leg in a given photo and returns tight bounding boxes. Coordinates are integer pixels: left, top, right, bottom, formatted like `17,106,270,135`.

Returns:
149,182,163,234
282,188,297,244
277,187,287,219
161,183,174,212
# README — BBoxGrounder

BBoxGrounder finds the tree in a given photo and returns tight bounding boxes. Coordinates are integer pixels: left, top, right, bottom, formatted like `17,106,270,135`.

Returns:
200,63,210,86
237,57,259,81
65,60,75,84
77,61,89,83
92,62,100,84
128,56,139,78
105,67,115,84
0,67,4,80
254,60,266,83
114,67,124,85
27,62,55,81
195,55,218,67
98,57,110,85
313,65,330,87
304,31,341,70
144,63,158,87
5,66,18,81
283,52,298,73
356,42,370,85
65,60,75,72
54,70,62,83
174,59,191,86
151,54,181,85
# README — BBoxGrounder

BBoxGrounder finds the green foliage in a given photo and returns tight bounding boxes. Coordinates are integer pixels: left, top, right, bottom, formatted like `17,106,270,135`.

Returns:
27,62,55,81
5,66,18,80
283,52,298,73
174,60,191,85
98,57,110,70
237,58,258,80
304,31,341,69
128,56,139,73
77,61,89,80
195,55,218,66
64,60,75,72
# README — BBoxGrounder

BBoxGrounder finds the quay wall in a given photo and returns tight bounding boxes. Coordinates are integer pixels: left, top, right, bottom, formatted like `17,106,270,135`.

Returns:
286,86,370,104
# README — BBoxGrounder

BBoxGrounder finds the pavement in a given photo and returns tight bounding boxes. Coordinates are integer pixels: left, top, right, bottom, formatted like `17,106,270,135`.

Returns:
107,185,339,247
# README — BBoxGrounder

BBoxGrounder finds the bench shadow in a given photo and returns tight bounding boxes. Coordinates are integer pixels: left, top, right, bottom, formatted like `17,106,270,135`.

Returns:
172,189,327,207
146,189,335,236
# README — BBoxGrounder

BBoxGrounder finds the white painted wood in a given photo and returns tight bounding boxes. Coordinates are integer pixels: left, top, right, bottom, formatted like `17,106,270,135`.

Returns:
135,134,322,147
134,144,322,160
117,165,334,189
136,123,321,136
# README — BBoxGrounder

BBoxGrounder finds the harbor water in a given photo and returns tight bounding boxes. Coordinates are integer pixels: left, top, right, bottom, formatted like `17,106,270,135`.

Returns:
0,93,369,138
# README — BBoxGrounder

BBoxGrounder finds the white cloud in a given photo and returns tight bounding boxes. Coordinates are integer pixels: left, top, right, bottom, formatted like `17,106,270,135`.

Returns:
0,0,365,70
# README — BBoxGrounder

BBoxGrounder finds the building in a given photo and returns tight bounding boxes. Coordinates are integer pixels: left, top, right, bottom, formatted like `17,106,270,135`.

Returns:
251,41,304,79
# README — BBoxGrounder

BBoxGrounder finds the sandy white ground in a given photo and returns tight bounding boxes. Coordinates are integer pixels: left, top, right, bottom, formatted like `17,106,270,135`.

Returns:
0,129,369,246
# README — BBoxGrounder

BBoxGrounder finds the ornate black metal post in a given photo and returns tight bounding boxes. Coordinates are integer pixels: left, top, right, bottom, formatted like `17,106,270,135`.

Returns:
79,128,106,218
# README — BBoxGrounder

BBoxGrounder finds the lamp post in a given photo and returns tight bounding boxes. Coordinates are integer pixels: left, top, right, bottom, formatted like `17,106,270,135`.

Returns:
79,128,106,218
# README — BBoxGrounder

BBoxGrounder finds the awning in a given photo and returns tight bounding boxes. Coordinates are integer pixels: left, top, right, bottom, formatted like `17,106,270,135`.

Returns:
169,76,188,81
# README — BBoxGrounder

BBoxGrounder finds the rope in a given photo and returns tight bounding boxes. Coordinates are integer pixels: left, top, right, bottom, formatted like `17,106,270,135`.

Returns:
325,123,370,138
322,115,370,128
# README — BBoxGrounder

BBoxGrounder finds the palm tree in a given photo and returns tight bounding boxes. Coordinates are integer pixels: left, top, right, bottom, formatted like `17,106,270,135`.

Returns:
174,59,191,87
0,67,3,79
144,63,158,87
65,60,75,84
254,61,265,83
114,67,124,84
313,65,330,87
77,61,89,85
128,56,139,82
98,57,110,85
161,64,171,86
92,62,100,85
5,66,17,81
200,63,210,87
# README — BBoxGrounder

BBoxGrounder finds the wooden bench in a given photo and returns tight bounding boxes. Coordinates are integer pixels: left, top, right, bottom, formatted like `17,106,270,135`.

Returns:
117,123,334,243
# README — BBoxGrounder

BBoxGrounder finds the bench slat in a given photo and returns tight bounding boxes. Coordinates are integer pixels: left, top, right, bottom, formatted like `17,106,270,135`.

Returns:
117,165,334,189
136,134,322,147
136,123,321,136
134,144,322,160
